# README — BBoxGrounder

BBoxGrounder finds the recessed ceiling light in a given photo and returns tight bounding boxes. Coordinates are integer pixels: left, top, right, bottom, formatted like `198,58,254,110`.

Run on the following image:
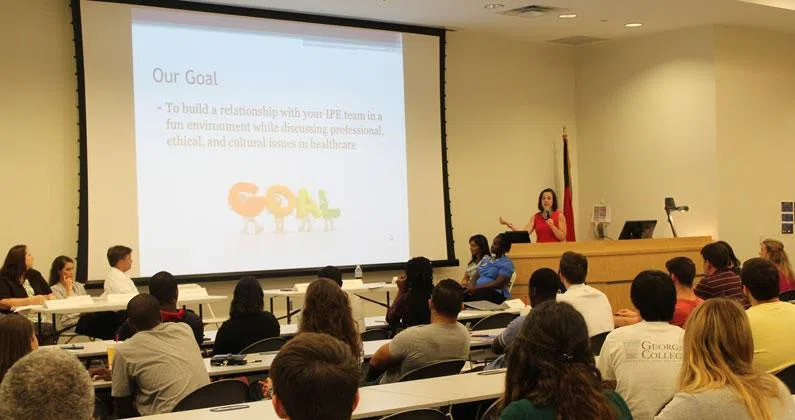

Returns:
484,3,505,9
625,22,643,27
559,14,578,19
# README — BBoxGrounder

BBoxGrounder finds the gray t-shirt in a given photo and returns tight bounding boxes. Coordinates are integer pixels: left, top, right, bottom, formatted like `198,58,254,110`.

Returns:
655,380,795,420
380,322,470,384
111,322,210,415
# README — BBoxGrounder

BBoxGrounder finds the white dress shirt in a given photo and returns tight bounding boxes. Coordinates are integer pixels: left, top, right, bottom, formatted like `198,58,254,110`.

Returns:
557,283,614,337
102,267,138,296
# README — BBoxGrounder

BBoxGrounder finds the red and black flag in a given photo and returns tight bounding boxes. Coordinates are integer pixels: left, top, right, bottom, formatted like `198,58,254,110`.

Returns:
562,129,576,242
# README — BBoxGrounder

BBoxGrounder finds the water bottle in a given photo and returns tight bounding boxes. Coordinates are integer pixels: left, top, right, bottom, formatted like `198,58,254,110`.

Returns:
354,265,363,279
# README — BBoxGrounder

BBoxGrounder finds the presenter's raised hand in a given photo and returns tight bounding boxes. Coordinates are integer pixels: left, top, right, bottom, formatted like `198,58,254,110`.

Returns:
499,216,509,226
546,218,555,227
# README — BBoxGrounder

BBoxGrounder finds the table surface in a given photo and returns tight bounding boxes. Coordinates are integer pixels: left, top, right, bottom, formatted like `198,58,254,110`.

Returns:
262,282,398,297
23,295,228,315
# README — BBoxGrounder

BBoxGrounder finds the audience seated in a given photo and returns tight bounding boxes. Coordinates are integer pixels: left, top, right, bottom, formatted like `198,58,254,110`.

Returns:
0,314,37,383
694,242,749,308
213,276,280,355
270,332,360,420
111,294,209,417
656,298,794,419
300,279,362,360
386,257,433,331
48,255,87,327
370,279,470,384
491,267,561,355
460,234,492,287
318,265,366,333
116,271,204,344
102,245,138,296
0,348,93,420
464,233,515,304
759,239,795,294
0,245,56,343
741,258,795,373
598,270,684,420
499,300,631,419
556,251,614,337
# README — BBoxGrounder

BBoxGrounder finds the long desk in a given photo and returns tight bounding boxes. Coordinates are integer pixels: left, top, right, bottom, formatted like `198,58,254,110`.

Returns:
509,237,712,310
145,369,506,420
262,282,398,323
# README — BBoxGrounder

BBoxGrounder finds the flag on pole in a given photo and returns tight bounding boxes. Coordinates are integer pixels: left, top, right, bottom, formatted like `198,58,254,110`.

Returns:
562,128,576,242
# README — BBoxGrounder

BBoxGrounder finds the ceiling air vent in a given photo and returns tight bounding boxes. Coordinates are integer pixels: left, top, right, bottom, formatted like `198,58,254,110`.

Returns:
498,4,561,18
548,35,608,45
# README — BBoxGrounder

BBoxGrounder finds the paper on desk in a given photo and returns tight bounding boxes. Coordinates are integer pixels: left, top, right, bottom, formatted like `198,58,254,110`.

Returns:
504,299,526,309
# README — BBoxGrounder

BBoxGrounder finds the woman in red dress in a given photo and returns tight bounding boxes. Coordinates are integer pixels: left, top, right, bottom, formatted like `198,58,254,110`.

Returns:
500,188,567,243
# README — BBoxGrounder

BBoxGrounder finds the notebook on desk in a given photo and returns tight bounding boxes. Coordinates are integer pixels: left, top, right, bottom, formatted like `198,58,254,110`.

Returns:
464,300,508,311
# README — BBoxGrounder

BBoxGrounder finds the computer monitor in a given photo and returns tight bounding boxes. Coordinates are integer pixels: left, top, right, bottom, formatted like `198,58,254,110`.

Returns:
618,220,657,240
504,231,531,244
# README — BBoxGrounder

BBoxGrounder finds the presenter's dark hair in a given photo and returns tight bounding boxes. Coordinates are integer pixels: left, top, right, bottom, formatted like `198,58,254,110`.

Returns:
631,270,676,321
48,256,75,286
665,257,696,287
501,301,614,419
741,258,780,302
701,242,732,271
537,188,559,212
107,245,132,267
270,332,360,420
494,233,512,255
317,266,343,286
468,234,491,265
559,251,588,284
229,277,264,318
148,271,178,305
431,279,464,318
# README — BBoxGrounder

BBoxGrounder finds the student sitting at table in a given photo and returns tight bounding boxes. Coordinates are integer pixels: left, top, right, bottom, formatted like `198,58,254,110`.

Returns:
48,255,88,328
300,279,362,360
499,301,632,420
0,348,94,420
556,251,614,338
386,256,434,332
102,245,138,296
111,294,209,417
116,271,204,345
213,277,280,355
318,265,365,334
0,245,57,343
269,332,360,420
370,279,470,384
464,233,515,304
0,314,38,383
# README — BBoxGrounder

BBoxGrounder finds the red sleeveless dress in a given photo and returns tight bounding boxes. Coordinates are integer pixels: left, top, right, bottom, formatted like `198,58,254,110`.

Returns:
534,210,562,243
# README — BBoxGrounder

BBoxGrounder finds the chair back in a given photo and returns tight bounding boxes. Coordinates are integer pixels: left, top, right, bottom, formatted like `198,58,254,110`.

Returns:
361,328,391,341
507,272,518,293
173,380,249,412
240,336,287,354
471,312,518,331
775,364,795,393
397,359,466,382
780,290,795,302
93,397,109,420
381,408,450,420
480,399,501,420
590,331,610,355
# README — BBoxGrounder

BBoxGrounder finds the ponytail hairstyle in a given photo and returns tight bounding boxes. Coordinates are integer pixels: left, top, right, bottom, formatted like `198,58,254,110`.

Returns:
680,298,784,420
501,301,616,420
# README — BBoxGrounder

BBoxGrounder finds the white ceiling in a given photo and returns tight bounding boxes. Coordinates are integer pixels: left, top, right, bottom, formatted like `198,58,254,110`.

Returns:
191,0,795,42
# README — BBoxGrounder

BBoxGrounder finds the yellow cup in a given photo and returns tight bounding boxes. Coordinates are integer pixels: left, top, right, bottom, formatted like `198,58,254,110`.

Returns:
107,343,117,369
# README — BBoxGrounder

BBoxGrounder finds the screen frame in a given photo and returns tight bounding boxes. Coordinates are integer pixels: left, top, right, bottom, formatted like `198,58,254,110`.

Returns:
71,0,457,284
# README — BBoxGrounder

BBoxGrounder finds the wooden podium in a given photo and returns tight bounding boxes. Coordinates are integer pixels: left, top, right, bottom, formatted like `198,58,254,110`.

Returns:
508,236,712,311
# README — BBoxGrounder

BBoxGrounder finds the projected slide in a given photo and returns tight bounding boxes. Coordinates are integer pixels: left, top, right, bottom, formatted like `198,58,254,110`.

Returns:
130,16,409,275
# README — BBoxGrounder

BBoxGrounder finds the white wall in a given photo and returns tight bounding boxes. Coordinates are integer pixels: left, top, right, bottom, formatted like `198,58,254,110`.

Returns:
715,26,795,261
575,27,719,242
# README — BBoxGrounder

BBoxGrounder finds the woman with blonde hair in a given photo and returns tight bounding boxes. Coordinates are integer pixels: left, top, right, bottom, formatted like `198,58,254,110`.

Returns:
300,278,362,360
655,298,794,419
759,239,795,294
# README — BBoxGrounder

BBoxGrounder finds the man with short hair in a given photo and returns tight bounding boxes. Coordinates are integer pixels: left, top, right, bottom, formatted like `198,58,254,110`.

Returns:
665,256,704,327
556,251,613,337
103,245,138,296
742,257,795,373
111,294,209,417
370,279,470,384
694,242,749,308
270,332,360,420
317,265,365,333
597,270,684,420
0,348,94,420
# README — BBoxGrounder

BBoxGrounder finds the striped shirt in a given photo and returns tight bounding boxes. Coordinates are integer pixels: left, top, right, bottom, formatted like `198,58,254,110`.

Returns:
694,269,749,309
